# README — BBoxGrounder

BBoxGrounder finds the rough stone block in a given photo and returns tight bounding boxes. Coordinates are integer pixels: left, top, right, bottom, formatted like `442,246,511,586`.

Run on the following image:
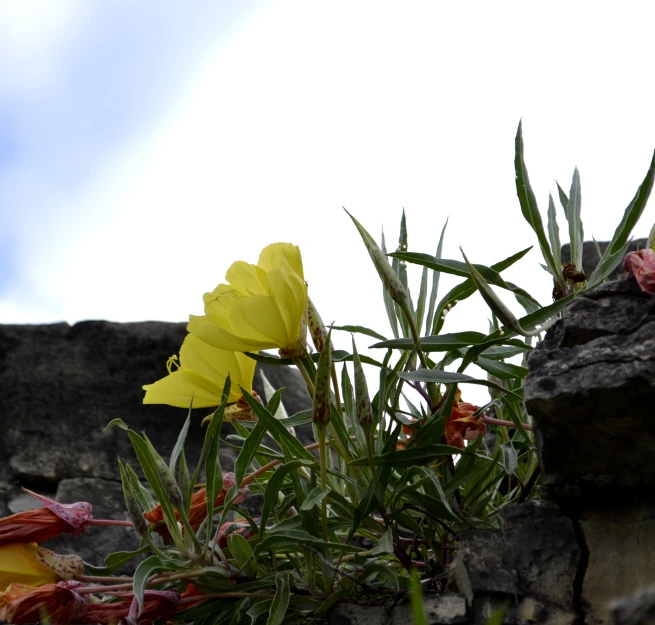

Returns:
581,500,655,625
391,595,467,624
454,502,580,611
524,280,655,496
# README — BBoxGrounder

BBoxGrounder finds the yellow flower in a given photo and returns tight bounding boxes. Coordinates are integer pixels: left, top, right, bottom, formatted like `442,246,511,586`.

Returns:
0,543,58,593
187,242,308,356
142,334,256,408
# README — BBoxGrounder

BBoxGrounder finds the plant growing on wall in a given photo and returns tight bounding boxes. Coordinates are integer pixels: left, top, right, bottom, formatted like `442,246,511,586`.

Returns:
0,123,653,625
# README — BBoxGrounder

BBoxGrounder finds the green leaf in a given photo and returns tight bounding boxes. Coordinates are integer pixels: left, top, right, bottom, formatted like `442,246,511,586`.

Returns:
133,556,166,616
556,180,570,219
378,527,394,554
99,546,150,574
106,421,182,544
260,460,317,538
350,444,471,468
514,120,560,280
475,357,529,380
205,388,228,541
241,391,315,462
331,324,387,342
567,168,584,271
409,568,429,625
607,148,655,257
300,486,330,511
398,369,521,398
547,193,562,278
169,405,192,474
372,332,487,351
256,529,361,554
431,246,532,335
425,218,448,335
228,533,257,578
267,572,290,625
124,463,156,512
415,264,429,337
381,228,400,339
349,480,378,538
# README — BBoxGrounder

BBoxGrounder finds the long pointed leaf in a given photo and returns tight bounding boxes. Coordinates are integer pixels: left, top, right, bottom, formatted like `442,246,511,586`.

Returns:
425,218,448,335
514,120,560,280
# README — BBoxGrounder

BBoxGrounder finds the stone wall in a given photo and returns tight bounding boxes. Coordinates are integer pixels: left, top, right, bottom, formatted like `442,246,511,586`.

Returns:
0,320,311,566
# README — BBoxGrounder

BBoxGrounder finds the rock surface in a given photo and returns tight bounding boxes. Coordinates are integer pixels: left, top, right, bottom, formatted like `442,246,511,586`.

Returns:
524,279,655,498
0,320,311,564
580,498,655,625
454,501,580,615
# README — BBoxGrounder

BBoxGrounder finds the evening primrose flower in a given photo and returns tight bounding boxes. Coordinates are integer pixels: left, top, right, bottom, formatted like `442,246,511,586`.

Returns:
187,243,308,358
142,334,256,408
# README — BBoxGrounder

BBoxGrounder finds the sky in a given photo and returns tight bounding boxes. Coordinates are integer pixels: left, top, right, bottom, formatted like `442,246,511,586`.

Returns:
1,2,655,403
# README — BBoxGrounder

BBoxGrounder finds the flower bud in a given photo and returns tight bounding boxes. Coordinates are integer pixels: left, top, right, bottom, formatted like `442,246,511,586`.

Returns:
307,296,329,353
344,209,408,306
351,338,373,428
119,460,149,538
144,436,183,507
312,328,333,426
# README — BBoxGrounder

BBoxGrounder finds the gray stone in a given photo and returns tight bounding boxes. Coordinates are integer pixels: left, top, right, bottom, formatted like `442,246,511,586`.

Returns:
611,586,655,625
454,502,580,611
329,604,390,625
524,280,655,496
391,595,468,624
580,500,655,625
473,596,576,625
0,321,312,565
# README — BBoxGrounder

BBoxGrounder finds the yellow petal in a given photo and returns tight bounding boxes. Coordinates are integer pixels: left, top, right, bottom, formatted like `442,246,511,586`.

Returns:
224,261,268,295
188,314,274,352
180,335,256,398
258,243,304,280
229,293,290,347
266,267,307,344
143,369,225,408
0,543,59,592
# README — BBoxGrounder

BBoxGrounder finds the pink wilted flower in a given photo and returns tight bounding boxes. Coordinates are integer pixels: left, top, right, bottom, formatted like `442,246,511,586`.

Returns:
0,490,92,546
623,248,655,295
80,590,179,624
0,580,89,625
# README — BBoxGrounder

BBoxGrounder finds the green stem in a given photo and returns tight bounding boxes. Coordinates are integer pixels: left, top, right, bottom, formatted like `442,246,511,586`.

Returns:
318,423,332,593
292,357,357,474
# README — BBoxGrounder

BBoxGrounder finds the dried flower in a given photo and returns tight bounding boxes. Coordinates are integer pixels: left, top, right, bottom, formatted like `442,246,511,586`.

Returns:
444,390,486,450
0,490,92,546
0,580,88,624
79,590,179,624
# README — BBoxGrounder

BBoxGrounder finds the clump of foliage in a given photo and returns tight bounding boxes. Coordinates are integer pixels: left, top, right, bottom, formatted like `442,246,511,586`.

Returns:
0,122,654,625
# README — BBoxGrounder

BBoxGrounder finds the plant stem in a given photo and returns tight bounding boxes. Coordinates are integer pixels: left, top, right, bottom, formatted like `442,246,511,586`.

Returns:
87,519,134,527
483,416,533,431
292,356,356,472
318,422,332,593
